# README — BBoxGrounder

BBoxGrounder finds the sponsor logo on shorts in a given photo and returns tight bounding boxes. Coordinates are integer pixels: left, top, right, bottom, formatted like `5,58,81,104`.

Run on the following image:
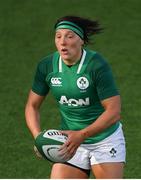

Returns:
110,148,117,157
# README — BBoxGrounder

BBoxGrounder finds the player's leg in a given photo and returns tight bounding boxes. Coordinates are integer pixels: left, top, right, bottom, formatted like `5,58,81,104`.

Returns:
50,163,90,179
91,162,124,179
89,125,126,179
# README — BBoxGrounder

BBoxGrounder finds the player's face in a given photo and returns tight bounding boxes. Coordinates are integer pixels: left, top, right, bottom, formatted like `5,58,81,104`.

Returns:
55,29,84,63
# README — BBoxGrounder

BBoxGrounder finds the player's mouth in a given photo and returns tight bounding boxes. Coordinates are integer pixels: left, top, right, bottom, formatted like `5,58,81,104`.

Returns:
61,48,69,54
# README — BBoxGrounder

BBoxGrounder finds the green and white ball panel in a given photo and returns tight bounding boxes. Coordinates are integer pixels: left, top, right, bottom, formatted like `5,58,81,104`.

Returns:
35,129,68,162
42,145,70,162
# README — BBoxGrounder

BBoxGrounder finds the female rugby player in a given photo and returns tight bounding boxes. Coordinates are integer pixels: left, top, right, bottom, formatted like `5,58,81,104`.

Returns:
25,15,126,179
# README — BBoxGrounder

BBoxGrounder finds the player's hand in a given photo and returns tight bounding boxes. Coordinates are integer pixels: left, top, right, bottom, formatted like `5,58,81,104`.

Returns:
59,130,86,159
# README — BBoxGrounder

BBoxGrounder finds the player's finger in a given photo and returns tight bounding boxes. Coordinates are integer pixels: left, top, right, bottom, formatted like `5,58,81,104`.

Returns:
59,140,70,151
58,146,68,155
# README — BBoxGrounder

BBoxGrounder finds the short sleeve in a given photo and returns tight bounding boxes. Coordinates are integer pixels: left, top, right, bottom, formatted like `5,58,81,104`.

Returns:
32,63,50,96
95,63,119,100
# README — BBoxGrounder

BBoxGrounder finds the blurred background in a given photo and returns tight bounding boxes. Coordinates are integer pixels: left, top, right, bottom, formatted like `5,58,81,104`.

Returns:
0,0,141,178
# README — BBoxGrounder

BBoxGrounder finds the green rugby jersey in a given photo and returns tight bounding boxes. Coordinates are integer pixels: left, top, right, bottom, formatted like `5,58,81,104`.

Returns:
32,49,120,144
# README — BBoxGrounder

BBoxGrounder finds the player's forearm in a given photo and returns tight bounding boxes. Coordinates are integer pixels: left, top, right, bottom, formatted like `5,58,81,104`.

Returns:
25,104,41,139
80,109,120,139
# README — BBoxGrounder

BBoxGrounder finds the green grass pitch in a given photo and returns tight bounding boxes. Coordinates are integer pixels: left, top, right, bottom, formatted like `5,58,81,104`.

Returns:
0,0,141,178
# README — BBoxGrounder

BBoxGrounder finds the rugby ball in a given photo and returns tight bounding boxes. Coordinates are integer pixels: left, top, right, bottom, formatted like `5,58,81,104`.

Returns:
34,129,70,162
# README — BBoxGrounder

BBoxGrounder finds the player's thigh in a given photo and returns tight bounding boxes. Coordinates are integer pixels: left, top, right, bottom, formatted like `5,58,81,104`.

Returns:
91,162,124,179
50,163,89,179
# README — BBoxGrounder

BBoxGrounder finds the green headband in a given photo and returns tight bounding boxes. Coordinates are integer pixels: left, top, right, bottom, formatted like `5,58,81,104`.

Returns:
55,21,84,39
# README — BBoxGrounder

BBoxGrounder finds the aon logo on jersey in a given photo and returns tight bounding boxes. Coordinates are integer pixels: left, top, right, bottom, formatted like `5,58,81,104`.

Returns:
59,95,90,106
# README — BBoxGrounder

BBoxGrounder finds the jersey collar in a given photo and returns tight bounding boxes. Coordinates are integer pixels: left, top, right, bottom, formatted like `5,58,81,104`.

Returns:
59,49,86,74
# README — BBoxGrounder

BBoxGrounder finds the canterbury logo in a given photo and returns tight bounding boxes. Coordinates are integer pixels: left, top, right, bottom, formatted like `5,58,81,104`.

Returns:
51,77,62,86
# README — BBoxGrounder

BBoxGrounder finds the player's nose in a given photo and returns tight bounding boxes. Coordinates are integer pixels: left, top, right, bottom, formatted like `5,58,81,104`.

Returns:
60,37,67,46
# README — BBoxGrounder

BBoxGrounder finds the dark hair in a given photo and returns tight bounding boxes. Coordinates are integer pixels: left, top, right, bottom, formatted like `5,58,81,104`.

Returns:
54,15,103,44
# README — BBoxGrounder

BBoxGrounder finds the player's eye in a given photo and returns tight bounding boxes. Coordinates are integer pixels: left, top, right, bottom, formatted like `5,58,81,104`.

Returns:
56,33,61,38
56,35,61,39
67,34,75,39
68,36,73,38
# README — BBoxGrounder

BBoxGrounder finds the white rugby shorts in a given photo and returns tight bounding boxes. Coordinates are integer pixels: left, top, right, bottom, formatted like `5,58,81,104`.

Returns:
67,124,126,170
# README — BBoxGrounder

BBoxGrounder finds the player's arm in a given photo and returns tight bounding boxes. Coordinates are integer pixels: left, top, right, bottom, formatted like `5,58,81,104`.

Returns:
81,95,121,138
25,90,46,139
81,57,121,138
